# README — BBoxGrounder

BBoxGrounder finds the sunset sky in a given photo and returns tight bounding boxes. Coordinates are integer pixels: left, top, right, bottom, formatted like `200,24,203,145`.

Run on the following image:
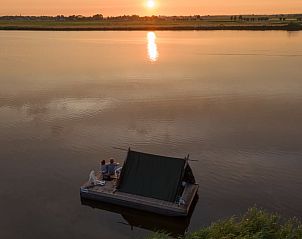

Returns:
1,0,302,16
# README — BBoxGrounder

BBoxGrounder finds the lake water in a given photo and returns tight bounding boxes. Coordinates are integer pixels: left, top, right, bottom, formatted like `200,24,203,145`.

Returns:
1,30,302,238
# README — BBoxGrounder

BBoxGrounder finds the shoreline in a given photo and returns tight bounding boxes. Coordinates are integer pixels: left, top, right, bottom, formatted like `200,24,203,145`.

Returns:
1,25,302,31
1,14,301,31
1,22,302,31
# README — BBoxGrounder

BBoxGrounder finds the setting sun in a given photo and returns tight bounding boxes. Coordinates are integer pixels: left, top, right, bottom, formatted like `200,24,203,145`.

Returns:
146,0,155,9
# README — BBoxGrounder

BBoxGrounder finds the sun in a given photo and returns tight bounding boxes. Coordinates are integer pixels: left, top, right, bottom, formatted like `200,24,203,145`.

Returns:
146,0,155,9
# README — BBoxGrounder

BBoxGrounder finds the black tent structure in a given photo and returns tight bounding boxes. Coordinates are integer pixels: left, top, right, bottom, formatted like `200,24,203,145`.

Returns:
80,149,198,216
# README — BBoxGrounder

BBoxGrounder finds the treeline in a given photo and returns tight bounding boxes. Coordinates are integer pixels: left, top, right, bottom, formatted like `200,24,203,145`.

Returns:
0,14,105,21
230,16,270,21
0,14,202,21
0,14,301,22
231,15,302,22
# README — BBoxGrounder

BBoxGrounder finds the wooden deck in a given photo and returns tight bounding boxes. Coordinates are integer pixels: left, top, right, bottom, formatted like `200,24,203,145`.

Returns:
80,176,198,217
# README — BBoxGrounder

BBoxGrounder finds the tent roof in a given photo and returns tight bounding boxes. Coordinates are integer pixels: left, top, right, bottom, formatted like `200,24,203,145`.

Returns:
117,150,187,202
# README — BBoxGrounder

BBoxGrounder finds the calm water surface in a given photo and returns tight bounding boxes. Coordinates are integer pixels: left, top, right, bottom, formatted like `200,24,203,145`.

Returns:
0,31,302,238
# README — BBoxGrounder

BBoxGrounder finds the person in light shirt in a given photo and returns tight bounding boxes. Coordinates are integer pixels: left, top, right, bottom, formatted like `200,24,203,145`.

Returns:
100,160,107,174
107,158,119,176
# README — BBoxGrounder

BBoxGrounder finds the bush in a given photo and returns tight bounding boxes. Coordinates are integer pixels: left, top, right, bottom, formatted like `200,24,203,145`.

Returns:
147,207,302,239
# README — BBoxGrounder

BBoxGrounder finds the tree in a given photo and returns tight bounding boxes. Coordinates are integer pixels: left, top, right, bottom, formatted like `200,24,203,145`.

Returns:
92,14,103,20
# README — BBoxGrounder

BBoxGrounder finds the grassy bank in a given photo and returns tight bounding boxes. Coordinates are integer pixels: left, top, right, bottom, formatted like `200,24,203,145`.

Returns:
0,20,302,31
147,207,302,239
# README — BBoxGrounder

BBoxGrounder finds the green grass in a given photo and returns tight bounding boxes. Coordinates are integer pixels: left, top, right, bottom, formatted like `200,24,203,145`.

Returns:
0,19,301,30
147,207,302,239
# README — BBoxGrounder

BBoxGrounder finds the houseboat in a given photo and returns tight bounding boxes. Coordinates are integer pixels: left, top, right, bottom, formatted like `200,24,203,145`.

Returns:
80,149,198,217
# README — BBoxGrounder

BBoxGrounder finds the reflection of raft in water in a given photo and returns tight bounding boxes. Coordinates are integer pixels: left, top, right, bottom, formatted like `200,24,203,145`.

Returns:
80,149,199,217
81,195,198,237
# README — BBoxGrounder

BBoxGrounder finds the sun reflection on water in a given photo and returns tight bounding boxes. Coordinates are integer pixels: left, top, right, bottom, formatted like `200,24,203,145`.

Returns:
147,32,159,62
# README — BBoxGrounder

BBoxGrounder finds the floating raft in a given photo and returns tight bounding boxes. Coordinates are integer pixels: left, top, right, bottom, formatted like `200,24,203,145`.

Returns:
80,177,198,216
80,149,199,217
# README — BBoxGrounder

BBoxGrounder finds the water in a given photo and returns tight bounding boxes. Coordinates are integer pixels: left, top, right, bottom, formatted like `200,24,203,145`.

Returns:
0,30,302,238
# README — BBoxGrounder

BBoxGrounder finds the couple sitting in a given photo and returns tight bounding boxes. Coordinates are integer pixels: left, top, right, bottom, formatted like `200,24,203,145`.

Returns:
100,158,121,180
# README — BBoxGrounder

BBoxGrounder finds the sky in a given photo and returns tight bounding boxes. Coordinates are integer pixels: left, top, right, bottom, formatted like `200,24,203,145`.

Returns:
1,0,302,16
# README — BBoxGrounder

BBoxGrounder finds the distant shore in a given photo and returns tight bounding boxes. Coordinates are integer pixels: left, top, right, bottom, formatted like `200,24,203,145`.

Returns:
1,25,302,31
1,20,302,31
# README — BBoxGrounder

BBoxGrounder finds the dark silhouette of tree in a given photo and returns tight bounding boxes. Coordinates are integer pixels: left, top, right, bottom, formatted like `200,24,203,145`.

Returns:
92,14,103,20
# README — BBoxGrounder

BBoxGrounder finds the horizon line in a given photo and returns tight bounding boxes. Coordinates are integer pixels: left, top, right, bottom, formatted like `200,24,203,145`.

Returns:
1,12,302,17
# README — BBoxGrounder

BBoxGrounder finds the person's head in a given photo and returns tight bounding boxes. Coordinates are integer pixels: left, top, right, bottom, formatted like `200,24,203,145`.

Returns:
110,158,115,164
101,160,106,165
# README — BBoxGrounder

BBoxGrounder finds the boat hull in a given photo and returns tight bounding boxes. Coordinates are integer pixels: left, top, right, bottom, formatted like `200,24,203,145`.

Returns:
80,182,198,217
